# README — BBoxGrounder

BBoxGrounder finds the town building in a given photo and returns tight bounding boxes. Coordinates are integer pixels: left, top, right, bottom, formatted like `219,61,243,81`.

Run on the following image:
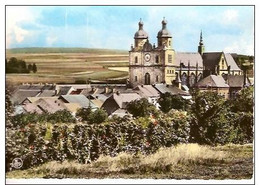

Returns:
129,18,243,88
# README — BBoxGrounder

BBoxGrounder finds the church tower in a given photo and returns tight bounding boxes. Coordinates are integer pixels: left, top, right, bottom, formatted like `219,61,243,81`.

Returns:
198,30,205,55
134,19,148,50
157,17,172,48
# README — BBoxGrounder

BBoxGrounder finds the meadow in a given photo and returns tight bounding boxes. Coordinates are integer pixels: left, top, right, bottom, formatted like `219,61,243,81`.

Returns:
6,48,129,84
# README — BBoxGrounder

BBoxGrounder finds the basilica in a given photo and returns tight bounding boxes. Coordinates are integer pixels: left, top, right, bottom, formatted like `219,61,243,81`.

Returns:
129,18,242,88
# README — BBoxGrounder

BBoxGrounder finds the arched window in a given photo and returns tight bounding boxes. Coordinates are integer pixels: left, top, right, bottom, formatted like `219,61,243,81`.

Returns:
156,75,159,82
145,73,150,85
189,73,196,87
181,73,187,85
135,56,138,64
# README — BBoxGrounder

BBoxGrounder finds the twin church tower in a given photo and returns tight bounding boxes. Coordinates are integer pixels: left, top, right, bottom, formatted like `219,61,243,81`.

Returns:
129,18,205,88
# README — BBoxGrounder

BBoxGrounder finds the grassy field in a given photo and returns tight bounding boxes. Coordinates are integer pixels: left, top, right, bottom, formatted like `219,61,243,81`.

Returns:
6,143,253,179
6,48,129,84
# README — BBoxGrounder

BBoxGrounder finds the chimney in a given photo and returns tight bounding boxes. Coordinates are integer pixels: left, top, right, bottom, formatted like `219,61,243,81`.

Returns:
104,87,109,94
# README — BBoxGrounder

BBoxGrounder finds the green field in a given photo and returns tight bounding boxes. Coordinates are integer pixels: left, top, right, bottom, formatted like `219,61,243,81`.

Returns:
6,48,129,84
6,144,253,179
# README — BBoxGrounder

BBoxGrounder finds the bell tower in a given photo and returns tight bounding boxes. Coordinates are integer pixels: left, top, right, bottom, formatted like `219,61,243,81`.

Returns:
157,17,172,48
198,30,205,55
134,19,148,50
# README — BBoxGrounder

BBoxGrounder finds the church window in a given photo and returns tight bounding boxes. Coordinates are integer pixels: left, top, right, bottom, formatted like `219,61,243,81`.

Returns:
135,56,138,64
169,40,171,46
135,76,138,82
221,59,224,69
156,55,159,63
168,55,172,63
156,76,159,82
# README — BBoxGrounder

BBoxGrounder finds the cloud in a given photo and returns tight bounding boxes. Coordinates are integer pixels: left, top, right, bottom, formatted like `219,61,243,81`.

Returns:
6,7,39,48
223,9,238,22
46,36,58,46
5,6,254,55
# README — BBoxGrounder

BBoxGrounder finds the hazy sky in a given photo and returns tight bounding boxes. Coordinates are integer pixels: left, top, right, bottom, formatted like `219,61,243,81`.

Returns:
6,6,254,55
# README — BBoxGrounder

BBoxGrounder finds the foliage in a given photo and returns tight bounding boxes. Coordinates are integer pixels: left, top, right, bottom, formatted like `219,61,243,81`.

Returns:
6,88,14,128
158,92,190,113
126,98,159,118
11,110,76,127
228,86,254,113
6,57,30,73
32,63,37,73
189,91,228,145
76,108,108,124
6,110,190,171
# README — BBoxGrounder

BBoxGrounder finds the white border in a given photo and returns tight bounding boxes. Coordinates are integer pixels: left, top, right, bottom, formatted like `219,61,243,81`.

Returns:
1,0,258,184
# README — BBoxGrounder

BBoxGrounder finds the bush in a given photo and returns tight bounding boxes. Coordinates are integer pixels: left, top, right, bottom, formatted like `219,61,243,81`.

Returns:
76,108,108,124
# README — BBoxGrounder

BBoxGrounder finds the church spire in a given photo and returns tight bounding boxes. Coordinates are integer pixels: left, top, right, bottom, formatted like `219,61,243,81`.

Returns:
198,30,205,56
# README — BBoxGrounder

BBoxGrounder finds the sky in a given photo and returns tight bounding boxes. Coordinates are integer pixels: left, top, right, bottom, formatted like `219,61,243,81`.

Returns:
6,6,254,55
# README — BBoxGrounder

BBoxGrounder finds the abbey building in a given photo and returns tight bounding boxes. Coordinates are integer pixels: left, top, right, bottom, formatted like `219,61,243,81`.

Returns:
129,18,242,88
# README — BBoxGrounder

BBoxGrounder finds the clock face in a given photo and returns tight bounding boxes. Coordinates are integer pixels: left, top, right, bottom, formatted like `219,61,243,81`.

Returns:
144,53,151,62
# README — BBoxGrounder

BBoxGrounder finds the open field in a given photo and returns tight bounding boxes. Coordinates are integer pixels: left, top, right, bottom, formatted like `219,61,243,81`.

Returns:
6,144,253,179
6,48,129,84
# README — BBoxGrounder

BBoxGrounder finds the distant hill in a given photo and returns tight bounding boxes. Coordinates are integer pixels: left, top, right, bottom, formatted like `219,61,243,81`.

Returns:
6,47,128,55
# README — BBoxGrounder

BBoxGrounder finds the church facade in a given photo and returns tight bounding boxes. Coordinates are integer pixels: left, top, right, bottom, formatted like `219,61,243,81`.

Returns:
129,18,242,88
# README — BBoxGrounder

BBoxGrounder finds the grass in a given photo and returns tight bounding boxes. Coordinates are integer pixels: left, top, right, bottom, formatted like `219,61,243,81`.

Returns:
6,143,253,179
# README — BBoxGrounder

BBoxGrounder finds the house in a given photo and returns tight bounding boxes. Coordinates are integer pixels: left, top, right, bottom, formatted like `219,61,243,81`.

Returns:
194,75,229,99
23,98,67,113
203,52,242,77
102,92,141,115
59,95,98,110
225,75,251,99
134,85,160,107
153,83,191,99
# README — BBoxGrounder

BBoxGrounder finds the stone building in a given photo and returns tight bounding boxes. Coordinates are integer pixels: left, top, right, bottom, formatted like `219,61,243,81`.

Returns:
129,18,242,88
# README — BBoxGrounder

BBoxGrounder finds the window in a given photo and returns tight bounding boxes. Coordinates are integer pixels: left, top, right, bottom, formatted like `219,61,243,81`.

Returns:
221,59,224,69
156,76,159,82
168,55,172,63
156,55,159,63
135,56,138,64
169,41,171,46
135,76,137,82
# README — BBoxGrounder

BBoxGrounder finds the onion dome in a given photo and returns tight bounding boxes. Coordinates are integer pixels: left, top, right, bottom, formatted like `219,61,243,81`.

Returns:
157,18,172,38
134,19,149,39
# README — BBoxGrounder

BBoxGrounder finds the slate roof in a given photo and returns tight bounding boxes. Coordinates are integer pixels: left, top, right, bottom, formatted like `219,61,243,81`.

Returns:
202,52,222,70
224,53,241,70
202,52,241,71
11,90,40,105
23,103,44,114
226,75,250,88
57,86,74,96
111,93,141,109
33,98,67,113
134,85,160,98
175,52,203,68
59,95,97,108
195,75,229,88
154,84,190,96
38,90,56,97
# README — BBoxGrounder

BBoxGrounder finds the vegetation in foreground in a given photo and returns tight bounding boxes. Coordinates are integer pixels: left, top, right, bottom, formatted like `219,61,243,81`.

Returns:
6,143,253,179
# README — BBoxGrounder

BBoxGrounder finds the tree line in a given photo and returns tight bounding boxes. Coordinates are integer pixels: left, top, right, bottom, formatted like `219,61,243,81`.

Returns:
6,57,37,73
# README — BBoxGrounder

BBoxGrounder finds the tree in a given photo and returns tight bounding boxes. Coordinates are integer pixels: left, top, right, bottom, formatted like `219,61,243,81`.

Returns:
32,63,37,73
28,64,33,72
229,86,254,113
189,91,228,145
158,92,189,113
76,107,107,124
126,98,159,118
